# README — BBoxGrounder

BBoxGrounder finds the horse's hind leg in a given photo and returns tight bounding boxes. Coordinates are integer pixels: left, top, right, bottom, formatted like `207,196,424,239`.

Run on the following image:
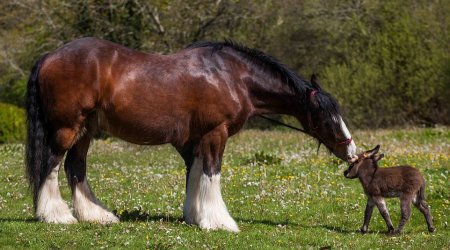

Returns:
36,128,78,223
182,123,239,232
65,133,119,224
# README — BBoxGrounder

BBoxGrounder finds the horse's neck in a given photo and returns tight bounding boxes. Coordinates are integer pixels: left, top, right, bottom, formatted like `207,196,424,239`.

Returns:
247,74,299,115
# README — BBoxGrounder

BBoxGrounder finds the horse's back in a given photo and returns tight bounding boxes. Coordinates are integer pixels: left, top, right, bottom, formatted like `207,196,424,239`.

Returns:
37,38,251,146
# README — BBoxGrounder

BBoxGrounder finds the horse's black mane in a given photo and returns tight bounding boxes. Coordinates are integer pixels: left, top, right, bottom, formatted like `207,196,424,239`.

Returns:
187,40,311,94
186,40,342,134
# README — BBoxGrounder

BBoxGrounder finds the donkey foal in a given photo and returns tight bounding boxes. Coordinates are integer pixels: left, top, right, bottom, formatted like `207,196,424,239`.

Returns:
344,145,435,234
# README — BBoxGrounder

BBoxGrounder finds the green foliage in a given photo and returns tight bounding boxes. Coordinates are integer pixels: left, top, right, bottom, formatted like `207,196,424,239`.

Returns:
0,78,26,107
321,1,450,127
0,0,448,128
0,103,26,143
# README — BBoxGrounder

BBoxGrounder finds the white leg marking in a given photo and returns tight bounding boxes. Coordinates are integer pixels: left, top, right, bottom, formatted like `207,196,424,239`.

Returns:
184,157,239,232
36,164,78,224
338,116,357,156
184,157,202,226
73,179,119,224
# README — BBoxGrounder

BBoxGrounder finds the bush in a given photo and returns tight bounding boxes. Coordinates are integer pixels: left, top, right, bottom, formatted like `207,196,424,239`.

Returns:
321,1,450,128
0,103,26,143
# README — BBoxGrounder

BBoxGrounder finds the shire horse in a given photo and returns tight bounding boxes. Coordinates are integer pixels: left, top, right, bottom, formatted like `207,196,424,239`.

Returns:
26,38,356,232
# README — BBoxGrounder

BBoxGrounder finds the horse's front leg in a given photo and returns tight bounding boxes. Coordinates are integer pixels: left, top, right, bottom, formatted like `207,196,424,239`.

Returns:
181,123,239,232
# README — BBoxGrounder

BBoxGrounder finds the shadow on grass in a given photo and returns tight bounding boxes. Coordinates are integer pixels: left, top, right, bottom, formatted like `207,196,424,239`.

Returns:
0,212,378,236
237,217,376,234
0,218,37,223
116,209,373,235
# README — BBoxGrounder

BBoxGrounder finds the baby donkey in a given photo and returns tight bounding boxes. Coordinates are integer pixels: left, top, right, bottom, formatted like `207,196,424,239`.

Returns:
344,145,435,234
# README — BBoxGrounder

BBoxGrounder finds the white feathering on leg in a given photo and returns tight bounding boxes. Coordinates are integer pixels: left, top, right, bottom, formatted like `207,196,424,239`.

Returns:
73,179,119,224
36,163,78,224
197,173,240,232
184,157,202,225
184,157,239,232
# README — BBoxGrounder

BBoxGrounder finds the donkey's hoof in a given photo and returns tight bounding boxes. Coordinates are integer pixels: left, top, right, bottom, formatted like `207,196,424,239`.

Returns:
388,229,401,236
386,229,397,236
428,227,436,233
359,228,368,234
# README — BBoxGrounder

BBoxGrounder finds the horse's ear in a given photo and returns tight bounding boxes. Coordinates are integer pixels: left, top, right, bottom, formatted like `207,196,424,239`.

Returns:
311,74,322,90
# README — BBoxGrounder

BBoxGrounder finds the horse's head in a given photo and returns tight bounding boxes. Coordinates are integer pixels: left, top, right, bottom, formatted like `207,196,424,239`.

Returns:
300,75,357,161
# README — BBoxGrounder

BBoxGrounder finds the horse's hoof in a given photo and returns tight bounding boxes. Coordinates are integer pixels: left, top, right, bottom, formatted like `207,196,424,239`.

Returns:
428,227,436,233
36,199,78,224
75,207,119,224
39,214,78,224
198,218,240,233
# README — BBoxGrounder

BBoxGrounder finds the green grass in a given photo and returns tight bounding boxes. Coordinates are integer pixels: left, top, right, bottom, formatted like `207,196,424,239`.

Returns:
0,128,449,249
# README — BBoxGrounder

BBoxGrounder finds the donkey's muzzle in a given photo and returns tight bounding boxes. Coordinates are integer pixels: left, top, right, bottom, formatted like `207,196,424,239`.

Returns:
343,169,349,178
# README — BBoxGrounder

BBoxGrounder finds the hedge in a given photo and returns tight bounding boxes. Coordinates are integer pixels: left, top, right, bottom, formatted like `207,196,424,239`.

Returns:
0,103,26,143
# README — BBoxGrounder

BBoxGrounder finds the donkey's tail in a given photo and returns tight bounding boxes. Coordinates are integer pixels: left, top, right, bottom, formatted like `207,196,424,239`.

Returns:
417,183,427,204
25,53,50,210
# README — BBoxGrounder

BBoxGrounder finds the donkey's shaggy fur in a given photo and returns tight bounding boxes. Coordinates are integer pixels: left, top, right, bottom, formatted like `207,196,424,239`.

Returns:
344,145,435,234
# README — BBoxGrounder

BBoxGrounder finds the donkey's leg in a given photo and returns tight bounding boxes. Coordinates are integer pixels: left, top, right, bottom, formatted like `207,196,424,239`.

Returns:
36,129,78,223
373,197,394,233
413,190,435,232
65,134,118,224
360,197,375,233
183,124,239,232
394,195,413,234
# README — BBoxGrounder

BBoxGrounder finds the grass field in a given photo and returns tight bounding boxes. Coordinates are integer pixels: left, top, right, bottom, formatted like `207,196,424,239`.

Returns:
0,128,449,249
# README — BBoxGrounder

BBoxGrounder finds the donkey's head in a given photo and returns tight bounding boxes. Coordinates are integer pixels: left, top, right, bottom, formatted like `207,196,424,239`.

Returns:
344,145,384,179
303,75,357,161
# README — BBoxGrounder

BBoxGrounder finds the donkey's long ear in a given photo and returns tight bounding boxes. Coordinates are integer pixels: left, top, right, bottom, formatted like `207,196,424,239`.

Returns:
365,145,380,157
373,153,384,162
311,74,322,90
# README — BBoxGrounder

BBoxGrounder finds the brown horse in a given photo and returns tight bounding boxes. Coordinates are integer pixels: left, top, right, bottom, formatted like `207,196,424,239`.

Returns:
26,38,356,232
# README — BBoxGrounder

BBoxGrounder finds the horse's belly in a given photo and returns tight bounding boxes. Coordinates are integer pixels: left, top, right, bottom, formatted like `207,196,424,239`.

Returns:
98,109,186,145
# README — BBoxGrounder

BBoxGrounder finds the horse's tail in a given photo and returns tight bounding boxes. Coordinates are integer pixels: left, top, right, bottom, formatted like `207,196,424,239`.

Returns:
25,53,50,209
